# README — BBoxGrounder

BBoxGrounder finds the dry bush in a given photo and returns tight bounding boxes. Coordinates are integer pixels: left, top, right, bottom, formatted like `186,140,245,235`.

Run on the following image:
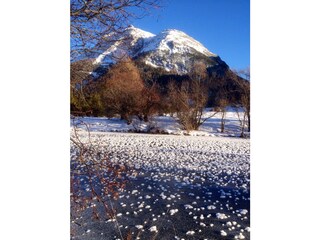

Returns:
70,118,131,237
233,105,248,138
217,98,229,133
70,59,107,116
168,80,208,131
139,83,161,122
229,68,250,134
167,62,213,131
70,59,95,113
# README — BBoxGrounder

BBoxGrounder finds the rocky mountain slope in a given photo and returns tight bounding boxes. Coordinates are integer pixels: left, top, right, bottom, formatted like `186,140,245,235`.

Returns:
91,25,229,75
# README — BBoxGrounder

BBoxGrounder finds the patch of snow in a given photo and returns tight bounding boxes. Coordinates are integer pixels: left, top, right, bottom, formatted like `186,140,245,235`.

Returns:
149,226,158,232
220,230,227,236
239,209,248,215
135,225,143,230
169,209,179,215
186,231,195,235
207,205,216,210
216,213,228,219
184,204,193,209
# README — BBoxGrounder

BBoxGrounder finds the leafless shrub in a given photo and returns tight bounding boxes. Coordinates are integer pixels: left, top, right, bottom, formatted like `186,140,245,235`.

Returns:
233,105,248,138
139,83,161,122
167,62,216,131
70,117,132,238
230,68,250,132
167,80,210,131
216,98,229,133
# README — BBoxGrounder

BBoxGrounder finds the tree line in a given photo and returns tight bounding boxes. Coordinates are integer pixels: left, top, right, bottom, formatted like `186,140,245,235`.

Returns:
70,58,250,135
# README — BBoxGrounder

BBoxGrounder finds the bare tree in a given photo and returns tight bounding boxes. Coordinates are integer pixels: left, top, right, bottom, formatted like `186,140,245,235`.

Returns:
233,68,250,133
233,104,246,138
226,68,250,137
189,61,208,82
167,62,213,131
71,0,161,60
139,83,161,122
70,59,96,114
215,98,229,133
71,59,95,84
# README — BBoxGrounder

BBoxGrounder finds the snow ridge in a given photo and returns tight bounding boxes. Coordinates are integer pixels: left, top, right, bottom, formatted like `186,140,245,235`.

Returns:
94,25,218,74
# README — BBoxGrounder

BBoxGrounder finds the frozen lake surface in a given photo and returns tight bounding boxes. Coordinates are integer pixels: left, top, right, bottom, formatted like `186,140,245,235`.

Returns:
71,131,250,240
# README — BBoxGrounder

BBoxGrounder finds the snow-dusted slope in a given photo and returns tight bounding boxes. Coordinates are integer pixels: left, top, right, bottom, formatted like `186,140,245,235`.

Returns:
94,25,155,64
142,29,216,57
94,26,222,74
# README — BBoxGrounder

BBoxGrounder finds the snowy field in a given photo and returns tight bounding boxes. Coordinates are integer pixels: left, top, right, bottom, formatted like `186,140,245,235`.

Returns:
71,109,249,138
71,127,250,239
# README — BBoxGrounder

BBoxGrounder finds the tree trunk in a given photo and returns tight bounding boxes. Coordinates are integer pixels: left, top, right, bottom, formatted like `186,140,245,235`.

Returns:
247,112,250,132
221,112,225,133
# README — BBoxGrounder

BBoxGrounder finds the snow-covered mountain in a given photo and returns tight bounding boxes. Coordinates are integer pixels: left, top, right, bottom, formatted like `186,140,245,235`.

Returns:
92,25,228,75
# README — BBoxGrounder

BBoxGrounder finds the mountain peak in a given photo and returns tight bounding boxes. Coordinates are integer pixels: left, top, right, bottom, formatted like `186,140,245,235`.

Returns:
161,29,187,35
94,26,222,74
124,25,155,38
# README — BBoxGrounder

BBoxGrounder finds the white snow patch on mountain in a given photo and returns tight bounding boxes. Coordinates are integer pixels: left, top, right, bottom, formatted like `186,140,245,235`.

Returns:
93,26,218,74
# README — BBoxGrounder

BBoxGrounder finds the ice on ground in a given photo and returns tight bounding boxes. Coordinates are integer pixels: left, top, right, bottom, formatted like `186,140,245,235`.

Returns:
184,204,193,209
169,209,179,215
221,230,227,236
207,205,216,210
186,231,195,235
71,131,250,239
149,226,158,232
235,232,246,239
239,209,248,215
216,213,228,219
135,225,143,230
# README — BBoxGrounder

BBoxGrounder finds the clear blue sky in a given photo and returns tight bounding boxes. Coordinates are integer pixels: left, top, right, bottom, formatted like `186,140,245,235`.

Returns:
132,0,250,70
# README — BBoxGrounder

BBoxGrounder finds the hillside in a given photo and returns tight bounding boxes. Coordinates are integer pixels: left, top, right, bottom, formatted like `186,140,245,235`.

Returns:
78,25,229,76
